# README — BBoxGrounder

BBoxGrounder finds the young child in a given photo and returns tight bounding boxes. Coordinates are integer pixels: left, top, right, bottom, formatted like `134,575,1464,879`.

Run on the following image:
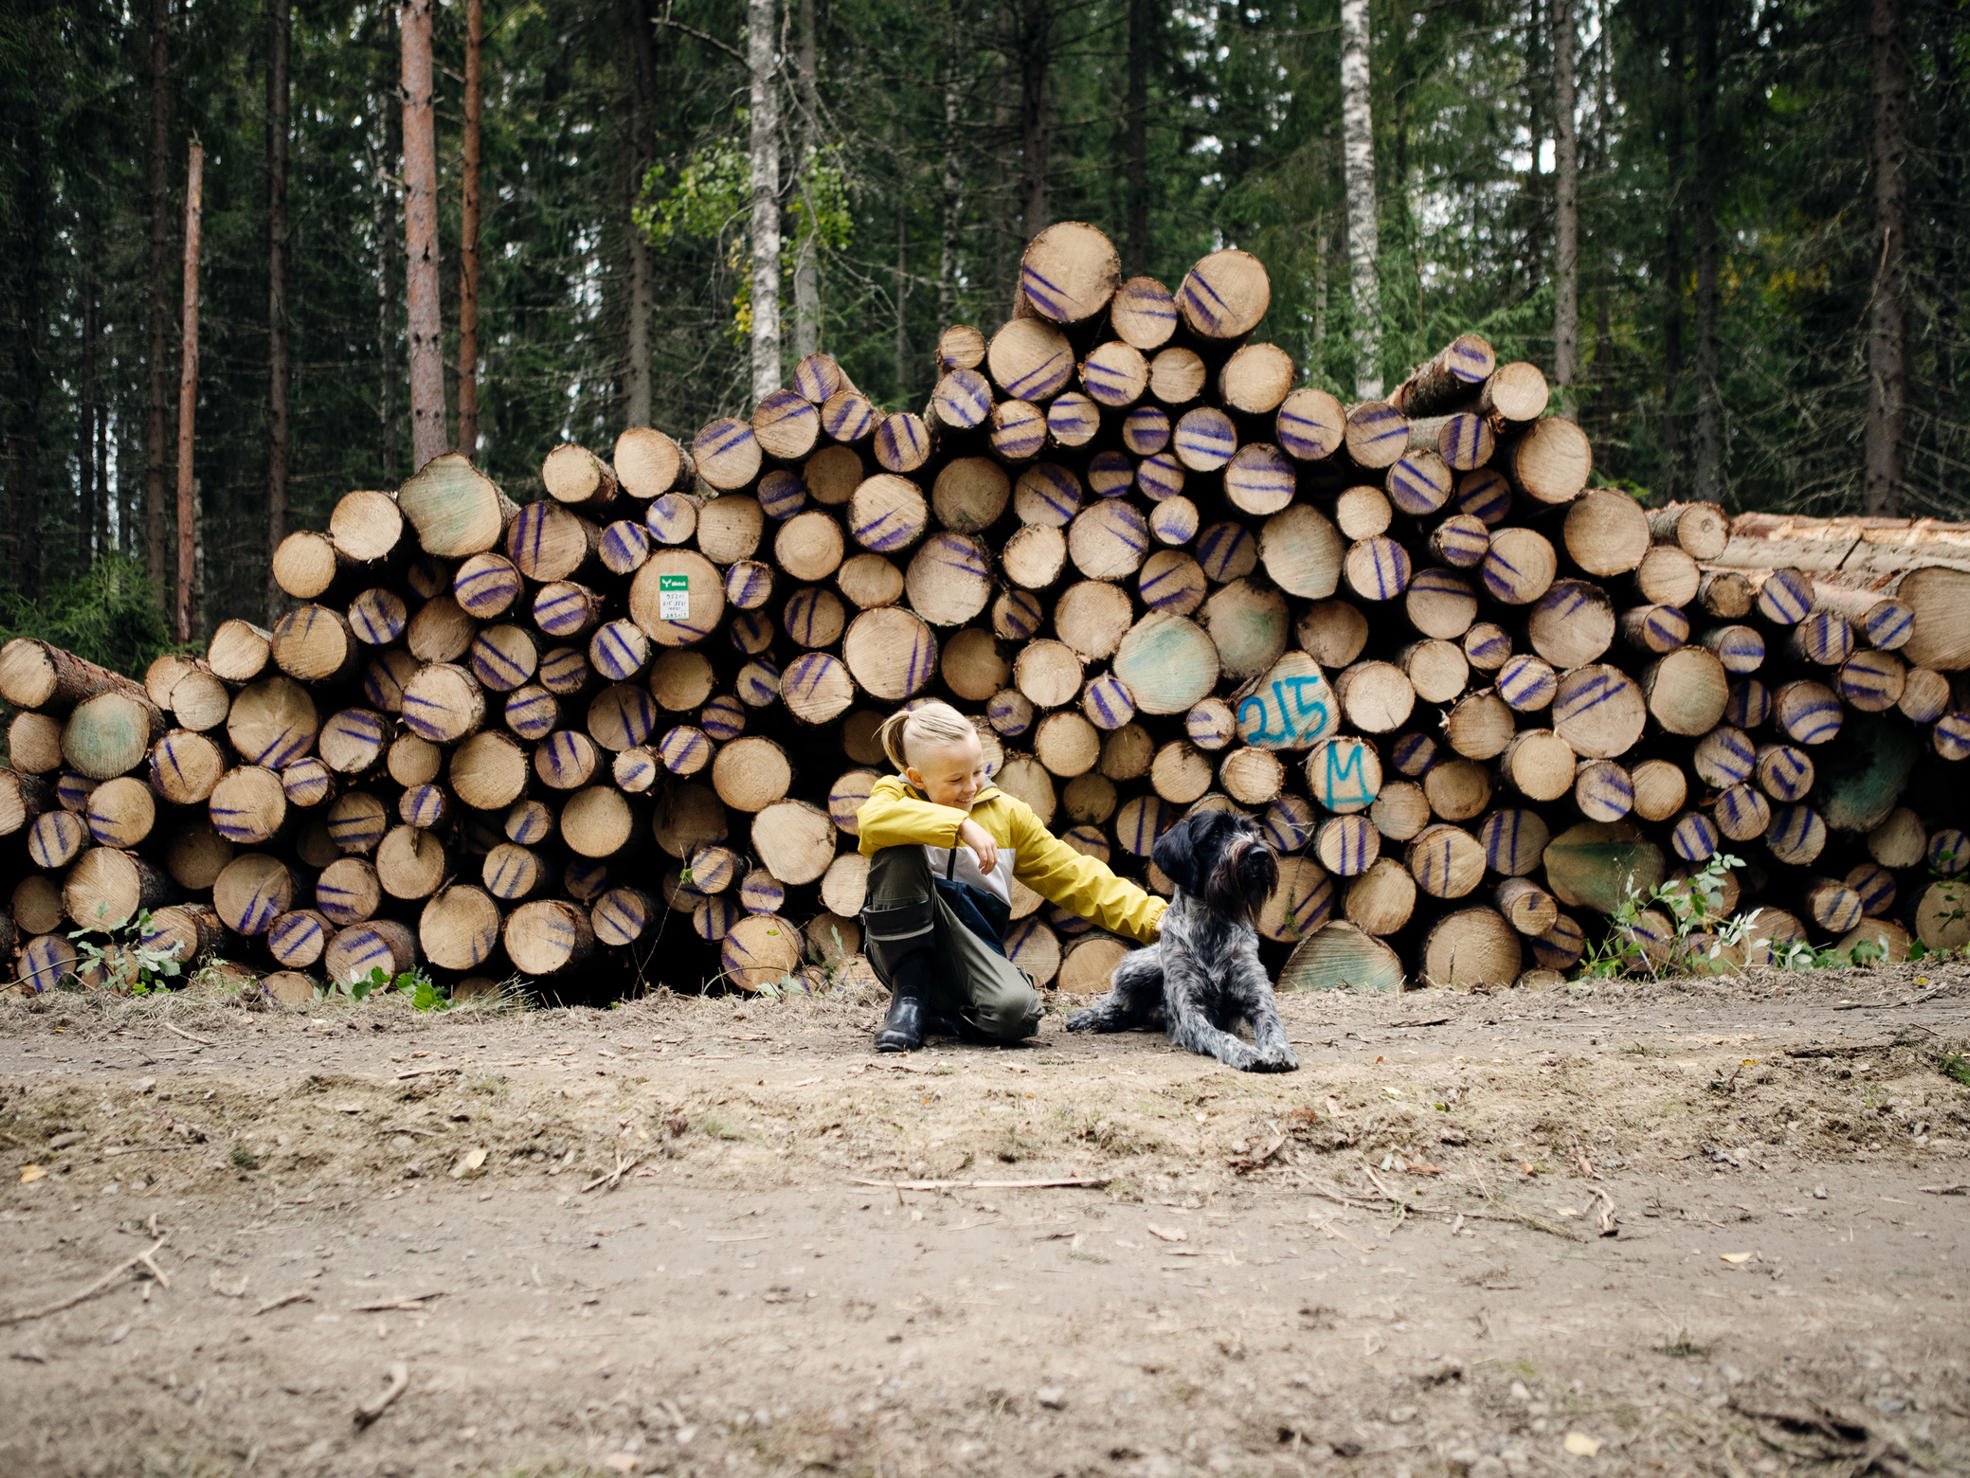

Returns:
856,701,1167,1053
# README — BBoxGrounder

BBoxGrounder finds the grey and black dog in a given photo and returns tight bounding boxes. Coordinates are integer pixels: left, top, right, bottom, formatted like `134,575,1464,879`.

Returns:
1066,809,1298,1073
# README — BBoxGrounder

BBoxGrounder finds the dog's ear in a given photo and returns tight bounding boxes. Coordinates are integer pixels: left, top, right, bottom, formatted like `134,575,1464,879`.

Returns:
1153,810,1227,896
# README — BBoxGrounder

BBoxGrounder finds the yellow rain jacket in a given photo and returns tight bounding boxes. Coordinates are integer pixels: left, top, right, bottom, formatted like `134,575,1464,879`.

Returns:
857,775,1166,944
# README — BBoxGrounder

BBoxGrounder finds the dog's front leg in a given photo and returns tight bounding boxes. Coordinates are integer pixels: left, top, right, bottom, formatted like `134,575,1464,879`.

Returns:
1160,956,1261,1071
1231,951,1298,1072
1066,948,1162,1033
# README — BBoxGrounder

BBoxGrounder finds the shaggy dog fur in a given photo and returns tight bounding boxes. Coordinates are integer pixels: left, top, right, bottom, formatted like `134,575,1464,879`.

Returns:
1065,810,1298,1073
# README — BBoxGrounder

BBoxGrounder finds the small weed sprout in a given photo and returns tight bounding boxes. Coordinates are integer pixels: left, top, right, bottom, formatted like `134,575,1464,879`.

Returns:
317,965,447,1009
67,909,186,997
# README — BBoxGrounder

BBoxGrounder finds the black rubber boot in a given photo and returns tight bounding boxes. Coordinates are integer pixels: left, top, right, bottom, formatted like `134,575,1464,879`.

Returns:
874,992,927,1053
875,950,936,1053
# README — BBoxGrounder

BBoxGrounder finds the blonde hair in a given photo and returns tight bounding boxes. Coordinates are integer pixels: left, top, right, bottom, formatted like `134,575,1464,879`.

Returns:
876,700,975,772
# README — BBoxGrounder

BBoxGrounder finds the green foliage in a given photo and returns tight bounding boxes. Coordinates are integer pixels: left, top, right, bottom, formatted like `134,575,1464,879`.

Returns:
318,965,443,1007
1942,1053,1970,1089
636,131,856,345
1578,854,1749,980
65,908,186,996
0,556,177,678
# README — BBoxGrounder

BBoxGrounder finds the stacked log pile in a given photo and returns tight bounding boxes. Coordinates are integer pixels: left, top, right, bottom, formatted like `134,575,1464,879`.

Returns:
4,221,1968,1001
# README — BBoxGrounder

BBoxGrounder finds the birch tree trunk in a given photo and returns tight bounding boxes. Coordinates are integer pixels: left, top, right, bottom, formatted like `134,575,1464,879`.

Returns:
938,44,961,327
266,0,291,617
1692,0,1722,502
144,0,172,595
174,140,203,644
1340,0,1382,400
1550,0,1578,392
1863,0,1907,516
790,0,820,360
747,0,782,403
400,0,447,469
622,0,656,427
457,0,483,459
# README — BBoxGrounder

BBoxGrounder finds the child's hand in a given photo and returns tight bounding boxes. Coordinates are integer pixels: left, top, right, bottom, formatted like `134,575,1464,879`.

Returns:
957,818,998,875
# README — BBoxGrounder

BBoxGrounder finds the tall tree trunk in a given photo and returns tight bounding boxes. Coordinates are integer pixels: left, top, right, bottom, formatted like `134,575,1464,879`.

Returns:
1662,0,1686,502
175,140,203,644
1312,211,1327,349
457,0,483,458
400,0,447,468
78,266,100,567
1017,0,1052,237
1550,0,1578,392
790,0,820,360
1936,34,1961,399
1691,0,1722,502
94,343,108,554
1125,0,1149,267
1863,0,1907,516
266,0,291,618
1522,0,1548,294
894,180,909,396
937,43,961,327
144,0,173,597
622,0,656,425
375,3,401,474
7,79,49,600
1339,0,1381,399
746,0,782,402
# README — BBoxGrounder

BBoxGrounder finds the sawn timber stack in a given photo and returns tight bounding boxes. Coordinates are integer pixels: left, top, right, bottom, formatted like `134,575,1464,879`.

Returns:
4,220,1969,1000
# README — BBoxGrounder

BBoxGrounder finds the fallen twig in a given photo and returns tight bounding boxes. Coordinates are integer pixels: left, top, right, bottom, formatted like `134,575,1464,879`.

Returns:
580,1153,644,1194
350,1291,447,1312
161,1022,217,1047
0,1238,167,1326
393,1065,460,1080
254,1290,313,1316
1918,1183,1968,1196
1831,990,1943,1011
101,1143,201,1157
1295,1175,1583,1242
353,1361,409,1427
852,1176,1109,1192
1389,1017,1452,1029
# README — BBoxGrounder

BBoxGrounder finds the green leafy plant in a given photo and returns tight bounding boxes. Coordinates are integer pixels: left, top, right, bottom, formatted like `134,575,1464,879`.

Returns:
1579,854,1749,980
317,965,444,1007
66,909,186,997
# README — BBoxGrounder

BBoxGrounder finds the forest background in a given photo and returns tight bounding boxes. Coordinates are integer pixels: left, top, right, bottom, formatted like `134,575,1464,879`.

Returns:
0,0,1962,672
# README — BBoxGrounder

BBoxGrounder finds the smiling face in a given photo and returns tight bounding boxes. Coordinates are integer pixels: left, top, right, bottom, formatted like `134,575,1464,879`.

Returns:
906,728,987,809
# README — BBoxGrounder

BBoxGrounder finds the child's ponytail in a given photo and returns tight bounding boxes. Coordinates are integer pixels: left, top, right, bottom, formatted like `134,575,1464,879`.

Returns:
876,700,975,773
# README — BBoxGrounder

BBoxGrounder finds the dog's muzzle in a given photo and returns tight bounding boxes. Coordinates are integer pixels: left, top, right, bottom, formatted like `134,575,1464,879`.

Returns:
1206,835,1279,916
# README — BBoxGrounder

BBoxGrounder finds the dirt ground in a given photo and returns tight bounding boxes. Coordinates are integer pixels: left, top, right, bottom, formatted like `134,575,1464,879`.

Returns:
0,963,1966,1478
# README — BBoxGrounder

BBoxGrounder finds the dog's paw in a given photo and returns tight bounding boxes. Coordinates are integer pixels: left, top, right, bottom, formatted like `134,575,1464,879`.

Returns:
1250,1045,1300,1073
1063,1008,1098,1033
